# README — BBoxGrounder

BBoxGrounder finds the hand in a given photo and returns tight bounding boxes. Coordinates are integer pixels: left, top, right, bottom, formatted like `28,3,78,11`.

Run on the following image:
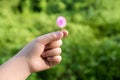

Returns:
16,30,68,73
0,30,68,80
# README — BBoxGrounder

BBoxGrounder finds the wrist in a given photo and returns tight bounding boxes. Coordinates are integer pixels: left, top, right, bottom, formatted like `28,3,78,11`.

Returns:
0,55,31,80
13,55,32,77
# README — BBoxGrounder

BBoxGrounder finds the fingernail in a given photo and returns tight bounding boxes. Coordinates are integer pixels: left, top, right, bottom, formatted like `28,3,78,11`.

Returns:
55,32,62,36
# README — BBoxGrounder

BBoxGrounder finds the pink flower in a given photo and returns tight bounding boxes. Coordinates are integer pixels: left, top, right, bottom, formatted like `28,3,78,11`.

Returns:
56,16,66,28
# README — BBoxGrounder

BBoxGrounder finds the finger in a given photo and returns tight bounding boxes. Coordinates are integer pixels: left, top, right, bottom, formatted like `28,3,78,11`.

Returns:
47,55,62,66
37,31,63,45
42,48,62,57
62,30,69,38
45,39,63,50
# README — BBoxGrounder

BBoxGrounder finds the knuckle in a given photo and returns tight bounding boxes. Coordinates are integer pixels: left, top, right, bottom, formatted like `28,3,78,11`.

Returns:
56,48,62,54
56,56,62,64
58,40,63,46
50,40,62,48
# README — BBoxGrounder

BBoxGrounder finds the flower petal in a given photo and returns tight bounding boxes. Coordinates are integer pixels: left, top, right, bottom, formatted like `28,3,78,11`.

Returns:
56,16,66,28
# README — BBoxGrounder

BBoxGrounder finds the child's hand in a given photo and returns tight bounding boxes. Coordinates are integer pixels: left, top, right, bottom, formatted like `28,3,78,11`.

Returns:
15,30,68,73
0,30,68,80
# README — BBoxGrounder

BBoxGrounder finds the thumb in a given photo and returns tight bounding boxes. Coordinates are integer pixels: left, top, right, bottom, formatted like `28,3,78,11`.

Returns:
37,31,63,45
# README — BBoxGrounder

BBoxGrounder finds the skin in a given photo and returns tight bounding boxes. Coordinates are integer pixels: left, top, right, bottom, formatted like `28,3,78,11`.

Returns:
0,30,68,80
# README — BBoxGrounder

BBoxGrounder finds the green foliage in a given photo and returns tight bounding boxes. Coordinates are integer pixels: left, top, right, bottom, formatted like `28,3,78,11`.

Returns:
0,0,120,80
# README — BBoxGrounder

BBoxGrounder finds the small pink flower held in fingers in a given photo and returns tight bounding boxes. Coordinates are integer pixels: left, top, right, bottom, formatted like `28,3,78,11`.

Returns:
56,16,66,30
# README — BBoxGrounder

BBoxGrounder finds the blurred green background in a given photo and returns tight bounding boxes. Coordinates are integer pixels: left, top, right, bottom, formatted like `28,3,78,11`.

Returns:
0,0,120,80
